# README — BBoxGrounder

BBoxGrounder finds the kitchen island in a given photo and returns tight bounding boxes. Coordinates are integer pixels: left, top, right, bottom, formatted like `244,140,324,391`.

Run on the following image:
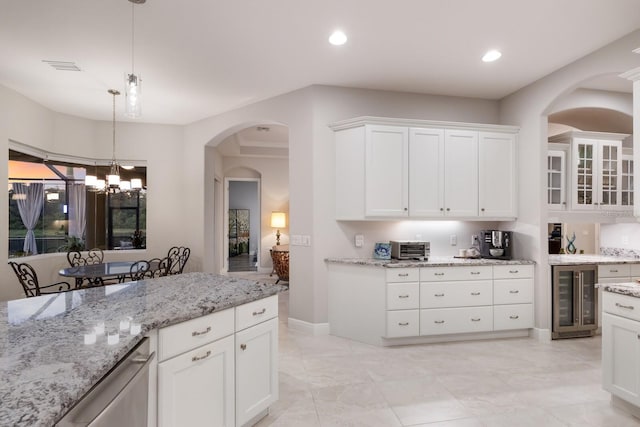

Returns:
0,272,282,427
599,281,640,420
326,257,535,346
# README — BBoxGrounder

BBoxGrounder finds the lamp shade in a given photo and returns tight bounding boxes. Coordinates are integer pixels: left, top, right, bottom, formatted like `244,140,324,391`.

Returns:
270,212,286,228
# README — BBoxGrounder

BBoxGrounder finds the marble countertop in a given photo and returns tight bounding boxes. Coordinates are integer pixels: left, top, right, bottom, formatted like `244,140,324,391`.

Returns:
549,254,640,265
0,272,283,427
596,281,640,298
325,256,535,268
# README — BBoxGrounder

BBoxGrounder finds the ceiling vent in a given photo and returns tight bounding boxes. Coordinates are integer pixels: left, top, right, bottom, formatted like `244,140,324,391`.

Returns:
42,60,82,71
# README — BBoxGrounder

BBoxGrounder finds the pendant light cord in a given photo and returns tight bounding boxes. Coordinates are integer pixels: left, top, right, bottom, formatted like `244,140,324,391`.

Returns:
131,2,135,74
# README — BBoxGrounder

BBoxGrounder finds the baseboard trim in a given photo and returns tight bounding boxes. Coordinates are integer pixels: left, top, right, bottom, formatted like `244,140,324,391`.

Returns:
380,329,530,347
612,395,640,419
287,318,330,335
532,327,552,342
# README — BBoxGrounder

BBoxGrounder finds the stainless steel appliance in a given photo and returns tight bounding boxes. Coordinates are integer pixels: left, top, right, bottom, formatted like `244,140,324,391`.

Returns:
551,265,598,339
479,230,512,260
390,240,430,261
57,338,155,427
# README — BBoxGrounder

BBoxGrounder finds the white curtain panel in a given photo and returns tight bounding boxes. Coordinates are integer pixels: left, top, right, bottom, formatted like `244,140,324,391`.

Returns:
13,183,44,255
68,183,87,239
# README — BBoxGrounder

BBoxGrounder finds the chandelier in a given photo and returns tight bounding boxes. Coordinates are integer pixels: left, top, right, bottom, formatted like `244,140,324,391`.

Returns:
125,0,145,118
84,89,142,193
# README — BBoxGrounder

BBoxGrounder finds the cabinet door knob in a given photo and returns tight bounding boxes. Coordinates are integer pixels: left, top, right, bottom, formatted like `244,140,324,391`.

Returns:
446,208,450,211
481,208,485,212
240,344,247,351
440,208,444,211
404,207,408,211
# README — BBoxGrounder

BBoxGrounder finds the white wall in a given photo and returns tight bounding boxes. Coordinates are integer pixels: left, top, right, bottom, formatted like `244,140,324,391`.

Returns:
601,223,640,250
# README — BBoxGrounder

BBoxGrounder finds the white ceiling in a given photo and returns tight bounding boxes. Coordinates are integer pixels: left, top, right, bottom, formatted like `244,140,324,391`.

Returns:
1,0,640,125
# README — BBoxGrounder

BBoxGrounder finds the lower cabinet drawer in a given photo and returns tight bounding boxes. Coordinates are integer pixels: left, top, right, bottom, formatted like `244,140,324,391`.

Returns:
387,282,419,310
236,295,278,331
420,306,493,336
493,304,533,330
385,310,420,338
602,292,640,322
493,279,534,305
420,281,492,308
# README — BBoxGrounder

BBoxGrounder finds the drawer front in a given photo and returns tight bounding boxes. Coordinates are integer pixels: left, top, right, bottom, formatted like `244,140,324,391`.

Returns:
236,295,279,332
630,264,640,278
493,264,534,280
420,281,492,308
493,304,533,330
598,264,631,279
159,308,235,362
420,306,493,336
386,268,419,283
387,282,419,310
386,310,420,338
420,266,492,282
602,292,640,322
493,279,534,305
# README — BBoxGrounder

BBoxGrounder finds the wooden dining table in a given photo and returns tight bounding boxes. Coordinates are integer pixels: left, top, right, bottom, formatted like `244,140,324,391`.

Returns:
59,261,147,288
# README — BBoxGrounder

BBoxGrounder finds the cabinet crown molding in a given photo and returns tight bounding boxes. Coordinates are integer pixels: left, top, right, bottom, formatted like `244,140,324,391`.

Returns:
328,116,519,133
548,130,631,143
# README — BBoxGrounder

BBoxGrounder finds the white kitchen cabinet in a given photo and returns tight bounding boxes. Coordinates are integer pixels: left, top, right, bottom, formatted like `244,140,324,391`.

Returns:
235,318,278,427
492,265,534,331
547,148,567,209
549,131,630,211
158,335,235,427
602,292,640,407
598,264,632,329
479,131,517,218
622,153,634,207
331,117,519,220
365,125,409,217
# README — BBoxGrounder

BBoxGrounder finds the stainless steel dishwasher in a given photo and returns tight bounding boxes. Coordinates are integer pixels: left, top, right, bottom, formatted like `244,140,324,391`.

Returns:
57,337,155,427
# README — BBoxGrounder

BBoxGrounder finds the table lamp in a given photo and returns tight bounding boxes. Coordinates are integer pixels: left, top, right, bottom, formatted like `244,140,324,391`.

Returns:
270,211,286,246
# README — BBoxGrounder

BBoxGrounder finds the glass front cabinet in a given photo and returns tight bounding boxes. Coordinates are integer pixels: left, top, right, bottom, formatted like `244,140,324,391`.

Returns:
547,149,566,209
548,131,632,212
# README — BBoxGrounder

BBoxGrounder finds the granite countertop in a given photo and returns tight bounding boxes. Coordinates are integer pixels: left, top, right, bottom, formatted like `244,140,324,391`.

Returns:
548,254,640,266
0,272,283,427
325,256,535,268
596,281,640,298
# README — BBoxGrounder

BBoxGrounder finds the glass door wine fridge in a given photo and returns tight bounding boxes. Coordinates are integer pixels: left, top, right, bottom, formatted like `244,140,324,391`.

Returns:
552,264,598,339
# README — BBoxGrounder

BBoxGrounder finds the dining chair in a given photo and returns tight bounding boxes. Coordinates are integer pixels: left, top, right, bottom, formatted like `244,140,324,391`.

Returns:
167,246,190,275
67,248,108,286
147,257,171,278
9,261,72,298
129,260,151,281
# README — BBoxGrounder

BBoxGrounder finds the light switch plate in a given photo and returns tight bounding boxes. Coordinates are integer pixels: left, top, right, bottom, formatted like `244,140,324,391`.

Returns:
355,234,364,247
450,235,457,246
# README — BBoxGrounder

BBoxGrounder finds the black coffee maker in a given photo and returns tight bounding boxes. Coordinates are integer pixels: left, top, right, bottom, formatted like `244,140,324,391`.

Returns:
479,230,513,260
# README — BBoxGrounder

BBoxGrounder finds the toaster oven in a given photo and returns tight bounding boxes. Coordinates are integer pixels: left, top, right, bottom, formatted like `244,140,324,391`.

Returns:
390,241,430,261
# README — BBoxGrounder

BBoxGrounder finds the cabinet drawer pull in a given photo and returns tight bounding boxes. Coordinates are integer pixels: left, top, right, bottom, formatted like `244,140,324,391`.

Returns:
192,326,212,337
509,290,520,294
509,270,519,274
434,273,445,276
434,293,445,297
240,343,247,351
398,322,409,326
398,294,410,298
253,308,267,316
610,269,619,273
615,303,635,310
471,292,481,296
434,320,445,324
470,271,481,275
509,315,520,320
471,318,481,322
192,350,212,362
398,273,409,277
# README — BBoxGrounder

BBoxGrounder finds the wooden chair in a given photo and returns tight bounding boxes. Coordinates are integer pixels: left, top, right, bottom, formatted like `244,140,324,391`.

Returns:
270,248,289,285
129,260,151,281
9,261,72,298
67,248,107,286
147,257,171,278
167,246,190,275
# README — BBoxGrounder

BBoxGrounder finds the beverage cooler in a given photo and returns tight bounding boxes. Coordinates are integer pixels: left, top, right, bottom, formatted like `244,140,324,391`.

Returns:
551,265,598,339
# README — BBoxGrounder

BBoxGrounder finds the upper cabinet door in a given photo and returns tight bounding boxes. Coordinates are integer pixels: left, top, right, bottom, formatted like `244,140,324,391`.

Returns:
443,129,478,217
547,149,567,209
478,131,517,218
598,139,622,210
572,138,597,210
409,127,445,217
365,125,409,217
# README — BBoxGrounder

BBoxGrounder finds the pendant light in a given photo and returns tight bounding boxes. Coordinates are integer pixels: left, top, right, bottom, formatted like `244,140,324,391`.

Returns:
107,89,122,189
125,0,145,118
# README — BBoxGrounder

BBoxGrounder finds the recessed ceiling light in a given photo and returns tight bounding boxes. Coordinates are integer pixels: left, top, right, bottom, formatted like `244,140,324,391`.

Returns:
329,30,347,46
482,49,502,62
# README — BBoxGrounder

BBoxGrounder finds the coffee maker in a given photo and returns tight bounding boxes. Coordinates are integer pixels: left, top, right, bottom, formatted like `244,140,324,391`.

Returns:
479,230,513,260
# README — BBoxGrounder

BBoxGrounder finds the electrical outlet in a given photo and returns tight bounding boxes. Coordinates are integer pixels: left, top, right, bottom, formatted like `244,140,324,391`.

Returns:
355,234,364,248
450,235,457,246
471,235,479,246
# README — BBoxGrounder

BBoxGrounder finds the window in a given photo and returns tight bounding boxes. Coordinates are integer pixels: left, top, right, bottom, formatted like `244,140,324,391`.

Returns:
8,149,147,257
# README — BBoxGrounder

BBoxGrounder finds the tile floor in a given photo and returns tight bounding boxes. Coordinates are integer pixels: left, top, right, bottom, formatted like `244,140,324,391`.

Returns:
249,289,640,427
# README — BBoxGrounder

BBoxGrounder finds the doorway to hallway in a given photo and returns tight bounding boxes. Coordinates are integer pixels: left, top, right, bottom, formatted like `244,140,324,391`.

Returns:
227,179,260,272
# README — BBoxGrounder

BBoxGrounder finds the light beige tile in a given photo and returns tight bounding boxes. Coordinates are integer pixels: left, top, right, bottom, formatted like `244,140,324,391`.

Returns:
412,418,485,427
302,355,372,389
312,382,388,411
480,407,567,427
548,400,640,427
317,408,402,427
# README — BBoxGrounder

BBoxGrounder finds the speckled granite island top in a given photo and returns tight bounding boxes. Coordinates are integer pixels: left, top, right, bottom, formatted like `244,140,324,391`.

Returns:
325,256,535,267
596,281,640,298
0,272,283,427
549,254,640,265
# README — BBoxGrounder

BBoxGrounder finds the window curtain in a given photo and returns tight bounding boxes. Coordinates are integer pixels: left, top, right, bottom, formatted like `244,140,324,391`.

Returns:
68,183,86,240
13,183,44,255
